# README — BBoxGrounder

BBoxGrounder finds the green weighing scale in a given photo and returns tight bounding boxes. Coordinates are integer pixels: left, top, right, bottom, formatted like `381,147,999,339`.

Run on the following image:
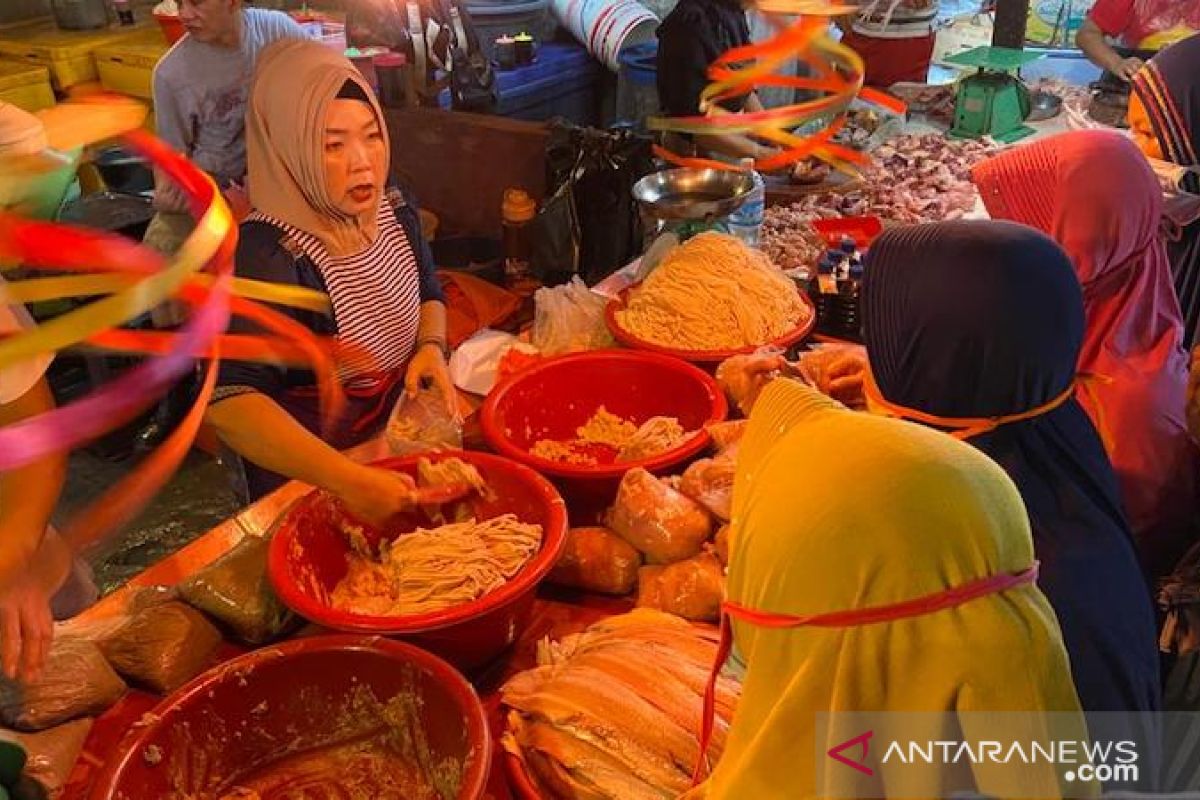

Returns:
944,46,1044,143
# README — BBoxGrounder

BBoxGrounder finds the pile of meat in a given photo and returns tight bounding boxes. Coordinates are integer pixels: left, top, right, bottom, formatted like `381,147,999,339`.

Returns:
546,421,744,622
761,134,994,272
502,609,742,800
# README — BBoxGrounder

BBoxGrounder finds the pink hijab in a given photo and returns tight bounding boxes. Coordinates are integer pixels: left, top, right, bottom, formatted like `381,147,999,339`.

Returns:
974,129,1197,578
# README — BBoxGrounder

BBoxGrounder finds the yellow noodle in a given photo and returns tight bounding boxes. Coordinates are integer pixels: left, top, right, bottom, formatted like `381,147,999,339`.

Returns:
330,515,542,616
616,232,809,350
531,408,690,465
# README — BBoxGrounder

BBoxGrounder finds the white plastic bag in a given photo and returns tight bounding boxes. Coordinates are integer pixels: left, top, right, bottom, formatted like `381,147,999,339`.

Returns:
531,278,615,356
449,329,521,396
385,384,463,455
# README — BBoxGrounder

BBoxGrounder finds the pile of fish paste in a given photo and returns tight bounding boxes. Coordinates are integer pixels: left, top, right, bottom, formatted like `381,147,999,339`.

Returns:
502,609,741,799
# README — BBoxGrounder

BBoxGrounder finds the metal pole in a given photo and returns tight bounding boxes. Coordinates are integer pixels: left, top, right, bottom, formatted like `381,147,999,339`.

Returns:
992,0,1031,48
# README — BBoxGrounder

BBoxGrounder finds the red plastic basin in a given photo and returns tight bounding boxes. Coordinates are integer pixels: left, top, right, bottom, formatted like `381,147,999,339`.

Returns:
89,635,491,799
604,284,816,369
267,452,567,671
480,350,728,519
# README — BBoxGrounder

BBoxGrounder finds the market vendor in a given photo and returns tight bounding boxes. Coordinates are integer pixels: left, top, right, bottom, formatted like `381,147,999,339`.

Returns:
690,376,1083,798
973,130,1198,580
1076,0,1199,81
0,104,98,683
656,0,780,161
857,222,1162,724
205,40,453,520
1130,33,1200,348
838,0,939,88
147,0,305,256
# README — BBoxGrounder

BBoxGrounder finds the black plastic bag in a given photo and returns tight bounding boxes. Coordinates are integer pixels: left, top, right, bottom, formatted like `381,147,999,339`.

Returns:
531,121,655,287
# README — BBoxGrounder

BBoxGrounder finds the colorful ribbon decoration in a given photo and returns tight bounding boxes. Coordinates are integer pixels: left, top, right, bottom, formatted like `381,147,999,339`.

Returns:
0,105,351,552
691,563,1042,784
647,1,906,174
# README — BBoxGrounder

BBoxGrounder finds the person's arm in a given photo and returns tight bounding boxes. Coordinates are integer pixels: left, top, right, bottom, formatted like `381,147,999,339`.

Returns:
205,392,419,525
0,377,68,682
0,378,63,585
150,66,192,213
1076,16,1143,81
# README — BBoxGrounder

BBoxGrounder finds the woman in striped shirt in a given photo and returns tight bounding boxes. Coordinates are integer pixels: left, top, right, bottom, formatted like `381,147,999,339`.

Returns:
206,39,451,520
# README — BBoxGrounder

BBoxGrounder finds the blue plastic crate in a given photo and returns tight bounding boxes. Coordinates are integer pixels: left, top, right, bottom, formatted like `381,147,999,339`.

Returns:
440,42,601,125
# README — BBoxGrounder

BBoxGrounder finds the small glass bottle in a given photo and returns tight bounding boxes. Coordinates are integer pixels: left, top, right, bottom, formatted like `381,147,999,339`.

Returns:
502,188,537,293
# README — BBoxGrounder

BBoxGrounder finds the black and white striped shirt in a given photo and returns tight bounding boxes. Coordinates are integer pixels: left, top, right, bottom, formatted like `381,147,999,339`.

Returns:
247,201,422,387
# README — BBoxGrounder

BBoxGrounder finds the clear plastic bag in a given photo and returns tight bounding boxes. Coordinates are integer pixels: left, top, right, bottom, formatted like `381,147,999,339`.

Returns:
531,278,615,356
1,717,93,799
679,457,735,522
0,639,125,732
636,553,724,622
178,534,295,646
385,384,463,456
548,527,642,595
97,602,223,694
606,468,713,565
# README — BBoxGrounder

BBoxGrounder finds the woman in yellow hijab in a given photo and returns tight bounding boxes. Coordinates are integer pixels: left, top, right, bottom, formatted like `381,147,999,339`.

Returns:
698,377,1085,799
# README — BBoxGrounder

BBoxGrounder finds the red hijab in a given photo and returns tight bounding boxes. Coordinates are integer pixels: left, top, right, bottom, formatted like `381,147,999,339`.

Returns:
974,129,1196,578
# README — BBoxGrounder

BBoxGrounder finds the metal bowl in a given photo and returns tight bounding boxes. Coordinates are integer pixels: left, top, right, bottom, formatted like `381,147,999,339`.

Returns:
1028,90,1063,122
632,167,753,222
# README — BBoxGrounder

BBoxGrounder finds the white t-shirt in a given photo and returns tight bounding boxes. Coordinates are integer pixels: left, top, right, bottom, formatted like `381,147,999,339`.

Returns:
0,277,52,404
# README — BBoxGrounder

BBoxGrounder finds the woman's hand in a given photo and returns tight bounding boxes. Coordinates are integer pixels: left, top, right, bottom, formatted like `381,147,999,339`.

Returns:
334,465,421,529
716,353,788,417
405,342,456,416
798,345,869,408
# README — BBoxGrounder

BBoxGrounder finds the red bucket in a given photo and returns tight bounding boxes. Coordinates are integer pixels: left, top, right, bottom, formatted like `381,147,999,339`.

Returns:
480,349,728,519
154,12,185,44
89,635,491,799
267,452,567,670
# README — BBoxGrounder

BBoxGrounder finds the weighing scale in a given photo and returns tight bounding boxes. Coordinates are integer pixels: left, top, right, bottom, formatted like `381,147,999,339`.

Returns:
631,167,753,244
944,46,1043,143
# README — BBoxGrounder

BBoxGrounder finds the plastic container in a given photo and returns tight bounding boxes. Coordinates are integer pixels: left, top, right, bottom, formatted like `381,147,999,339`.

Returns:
94,40,169,100
726,157,765,247
480,349,728,517
88,635,492,800
0,62,55,113
550,0,658,71
438,42,601,126
0,18,158,90
604,283,817,368
154,12,185,44
267,452,568,671
502,188,536,289
615,41,658,131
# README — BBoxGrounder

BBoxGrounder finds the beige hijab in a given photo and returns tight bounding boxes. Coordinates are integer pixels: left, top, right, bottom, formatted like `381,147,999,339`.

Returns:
246,39,391,257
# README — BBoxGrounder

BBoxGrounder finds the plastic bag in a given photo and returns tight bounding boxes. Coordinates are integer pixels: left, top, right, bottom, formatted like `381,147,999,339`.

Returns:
385,384,463,456
0,639,125,731
713,525,731,567
1,717,93,798
679,457,735,522
97,602,222,693
179,534,295,646
606,468,713,565
706,420,746,456
636,553,724,622
531,278,615,357
548,527,642,595
449,329,519,396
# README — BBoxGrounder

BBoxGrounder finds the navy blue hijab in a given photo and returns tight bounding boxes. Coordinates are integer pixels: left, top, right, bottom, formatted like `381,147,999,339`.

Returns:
862,220,1161,720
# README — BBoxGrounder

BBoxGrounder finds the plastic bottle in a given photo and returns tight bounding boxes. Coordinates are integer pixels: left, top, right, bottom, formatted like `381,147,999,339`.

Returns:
727,157,765,248
502,188,537,291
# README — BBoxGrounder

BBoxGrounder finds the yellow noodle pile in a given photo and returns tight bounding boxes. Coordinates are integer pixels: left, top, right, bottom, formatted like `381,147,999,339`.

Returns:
616,232,809,350
331,514,542,616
